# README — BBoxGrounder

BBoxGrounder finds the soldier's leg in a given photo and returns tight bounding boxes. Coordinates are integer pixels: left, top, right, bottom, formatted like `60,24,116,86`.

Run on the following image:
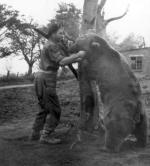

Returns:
31,102,47,140
40,94,62,144
30,73,47,140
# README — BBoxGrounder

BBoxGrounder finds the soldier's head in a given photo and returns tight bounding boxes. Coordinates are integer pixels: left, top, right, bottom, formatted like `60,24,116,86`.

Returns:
47,23,64,42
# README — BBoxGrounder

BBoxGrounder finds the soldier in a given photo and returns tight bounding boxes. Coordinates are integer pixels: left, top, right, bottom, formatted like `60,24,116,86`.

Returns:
30,23,86,144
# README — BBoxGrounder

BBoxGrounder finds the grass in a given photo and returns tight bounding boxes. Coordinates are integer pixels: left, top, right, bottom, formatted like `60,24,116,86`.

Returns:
0,78,80,125
0,78,150,166
0,73,75,86
0,74,34,86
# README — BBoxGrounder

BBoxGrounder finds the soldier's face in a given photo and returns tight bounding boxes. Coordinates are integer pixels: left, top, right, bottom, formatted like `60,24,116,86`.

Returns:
55,28,65,41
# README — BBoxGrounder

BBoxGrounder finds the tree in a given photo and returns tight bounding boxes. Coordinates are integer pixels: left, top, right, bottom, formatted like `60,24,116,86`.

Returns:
81,0,128,40
0,4,19,58
96,0,128,39
107,32,145,51
6,19,43,76
81,0,98,34
5,58,13,78
117,33,145,51
50,3,81,40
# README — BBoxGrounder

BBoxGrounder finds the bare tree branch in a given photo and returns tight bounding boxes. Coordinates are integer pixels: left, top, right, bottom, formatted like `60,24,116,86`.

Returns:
97,0,107,14
0,36,5,43
105,5,129,26
0,29,8,38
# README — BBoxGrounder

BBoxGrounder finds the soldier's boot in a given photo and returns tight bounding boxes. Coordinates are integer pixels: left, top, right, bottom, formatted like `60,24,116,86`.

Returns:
39,130,61,144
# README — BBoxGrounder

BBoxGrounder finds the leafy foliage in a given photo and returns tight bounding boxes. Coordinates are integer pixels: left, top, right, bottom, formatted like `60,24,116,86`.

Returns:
6,18,44,75
0,3,45,75
0,4,19,29
108,32,145,51
118,33,145,51
0,4,20,58
50,3,81,40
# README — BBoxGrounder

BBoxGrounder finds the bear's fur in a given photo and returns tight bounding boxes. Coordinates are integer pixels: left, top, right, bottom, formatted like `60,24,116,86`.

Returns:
71,33,148,152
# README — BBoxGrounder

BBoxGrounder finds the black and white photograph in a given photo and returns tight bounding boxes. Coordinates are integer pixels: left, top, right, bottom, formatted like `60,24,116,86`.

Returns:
0,0,150,165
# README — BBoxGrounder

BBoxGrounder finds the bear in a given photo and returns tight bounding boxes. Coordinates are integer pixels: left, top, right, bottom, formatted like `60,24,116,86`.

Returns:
70,33,148,152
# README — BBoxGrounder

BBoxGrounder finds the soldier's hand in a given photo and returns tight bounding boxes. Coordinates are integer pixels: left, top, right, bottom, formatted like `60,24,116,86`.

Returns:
77,51,86,58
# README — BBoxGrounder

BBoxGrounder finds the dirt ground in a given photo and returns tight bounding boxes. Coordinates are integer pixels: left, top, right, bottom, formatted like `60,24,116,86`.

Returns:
0,79,150,166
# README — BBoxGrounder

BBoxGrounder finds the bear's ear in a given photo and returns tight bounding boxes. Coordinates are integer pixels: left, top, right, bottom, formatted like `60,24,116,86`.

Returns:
90,41,101,50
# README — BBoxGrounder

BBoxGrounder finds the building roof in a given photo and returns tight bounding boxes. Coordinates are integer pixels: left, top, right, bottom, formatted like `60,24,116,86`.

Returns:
121,47,150,53
129,54,144,57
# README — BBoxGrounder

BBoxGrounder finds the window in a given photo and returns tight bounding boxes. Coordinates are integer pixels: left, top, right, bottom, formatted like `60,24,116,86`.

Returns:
130,55,143,71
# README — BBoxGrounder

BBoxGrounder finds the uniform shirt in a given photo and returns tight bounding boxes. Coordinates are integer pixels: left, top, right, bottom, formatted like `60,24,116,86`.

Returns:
39,41,65,72
38,41,65,92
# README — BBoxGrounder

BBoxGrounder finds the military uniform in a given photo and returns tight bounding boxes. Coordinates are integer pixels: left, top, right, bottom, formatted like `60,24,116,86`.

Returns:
32,41,65,141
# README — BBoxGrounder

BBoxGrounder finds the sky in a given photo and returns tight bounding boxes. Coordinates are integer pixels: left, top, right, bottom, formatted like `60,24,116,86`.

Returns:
0,0,150,75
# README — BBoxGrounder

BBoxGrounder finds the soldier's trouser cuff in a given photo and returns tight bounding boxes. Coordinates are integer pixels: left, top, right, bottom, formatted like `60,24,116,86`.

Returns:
41,128,54,137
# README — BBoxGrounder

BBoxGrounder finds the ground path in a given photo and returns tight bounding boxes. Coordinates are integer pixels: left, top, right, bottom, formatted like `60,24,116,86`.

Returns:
0,84,33,90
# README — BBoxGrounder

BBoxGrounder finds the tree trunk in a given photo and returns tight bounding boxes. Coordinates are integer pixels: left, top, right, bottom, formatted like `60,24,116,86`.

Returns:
6,70,10,78
27,64,33,76
78,0,102,132
95,0,107,39
80,0,98,34
96,13,107,39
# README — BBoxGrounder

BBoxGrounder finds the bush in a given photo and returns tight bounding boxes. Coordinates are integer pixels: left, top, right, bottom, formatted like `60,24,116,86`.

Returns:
0,72,76,86
23,73,35,82
0,73,34,86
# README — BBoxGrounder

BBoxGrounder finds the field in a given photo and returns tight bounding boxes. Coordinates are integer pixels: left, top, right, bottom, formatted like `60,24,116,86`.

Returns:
0,78,150,166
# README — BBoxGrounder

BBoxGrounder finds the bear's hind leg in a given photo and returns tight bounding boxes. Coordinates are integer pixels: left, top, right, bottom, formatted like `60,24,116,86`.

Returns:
104,130,124,152
133,113,148,147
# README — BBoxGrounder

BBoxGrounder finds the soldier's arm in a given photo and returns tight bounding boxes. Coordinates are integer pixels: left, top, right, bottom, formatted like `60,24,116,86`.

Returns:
48,43,86,66
59,51,86,66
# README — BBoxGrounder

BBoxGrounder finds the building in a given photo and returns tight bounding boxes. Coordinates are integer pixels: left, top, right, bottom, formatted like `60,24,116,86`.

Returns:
121,47,150,78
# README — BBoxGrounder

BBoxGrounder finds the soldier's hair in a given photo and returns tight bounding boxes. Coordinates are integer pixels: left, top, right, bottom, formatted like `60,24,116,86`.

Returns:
47,23,61,38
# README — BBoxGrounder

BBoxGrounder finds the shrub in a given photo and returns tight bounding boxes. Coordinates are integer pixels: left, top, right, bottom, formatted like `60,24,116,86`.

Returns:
0,73,34,85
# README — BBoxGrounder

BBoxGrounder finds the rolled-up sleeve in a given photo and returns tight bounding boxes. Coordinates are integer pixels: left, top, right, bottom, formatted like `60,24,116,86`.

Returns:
48,45,65,63
68,42,79,54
